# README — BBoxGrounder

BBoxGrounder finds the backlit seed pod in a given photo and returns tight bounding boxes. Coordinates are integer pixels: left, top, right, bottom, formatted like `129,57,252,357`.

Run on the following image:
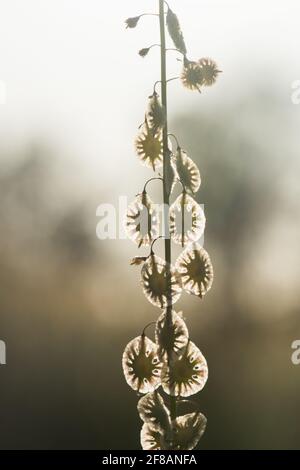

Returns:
161,340,208,397
141,254,182,308
181,58,203,92
122,335,163,394
198,57,221,86
125,192,159,248
140,423,166,450
165,148,176,197
175,243,214,298
171,412,207,450
169,193,206,247
155,310,188,359
140,411,207,450
147,92,166,134
173,147,201,194
166,7,187,55
135,119,163,171
137,391,172,435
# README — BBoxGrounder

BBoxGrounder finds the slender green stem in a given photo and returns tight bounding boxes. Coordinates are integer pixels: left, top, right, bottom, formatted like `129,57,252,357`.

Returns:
159,0,177,428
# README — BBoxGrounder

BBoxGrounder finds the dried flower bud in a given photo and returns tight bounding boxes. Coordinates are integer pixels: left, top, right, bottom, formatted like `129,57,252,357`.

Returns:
139,47,150,57
166,7,187,55
125,16,141,29
130,256,148,266
198,57,221,86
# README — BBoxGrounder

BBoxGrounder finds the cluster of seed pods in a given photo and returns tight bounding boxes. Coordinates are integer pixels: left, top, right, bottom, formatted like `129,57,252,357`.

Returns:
123,1,220,450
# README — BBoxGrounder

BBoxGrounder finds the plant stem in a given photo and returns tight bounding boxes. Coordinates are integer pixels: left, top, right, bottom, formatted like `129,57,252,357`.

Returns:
159,0,177,428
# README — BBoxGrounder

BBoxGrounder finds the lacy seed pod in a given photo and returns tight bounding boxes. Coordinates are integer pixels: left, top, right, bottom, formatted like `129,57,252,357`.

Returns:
162,340,208,397
135,119,163,171
181,58,203,92
125,192,159,248
122,335,163,394
171,412,207,450
140,422,165,450
166,7,187,55
175,243,214,298
172,147,201,194
140,411,207,450
169,192,206,247
147,92,166,134
198,57,221,86
155,310,189,359
141,254,182,308
137,391,172,435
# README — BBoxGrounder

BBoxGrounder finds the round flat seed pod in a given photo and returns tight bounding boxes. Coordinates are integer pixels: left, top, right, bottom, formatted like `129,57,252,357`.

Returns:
140,411,207,450
137,391,171,435
122,335,162,394
125,192,159,248
147,92,166,134
198,57,221,86
141,254,182,308
175,243,214,298
140,423,166,450
162,340,208,397
155,310,188,359
169,193,206,247
172,412,207,450
174,148,201,194
181,59,203,92
135,119,163,171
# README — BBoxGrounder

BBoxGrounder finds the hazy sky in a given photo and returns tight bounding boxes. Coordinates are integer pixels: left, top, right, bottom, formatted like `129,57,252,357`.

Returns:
0,0,299,190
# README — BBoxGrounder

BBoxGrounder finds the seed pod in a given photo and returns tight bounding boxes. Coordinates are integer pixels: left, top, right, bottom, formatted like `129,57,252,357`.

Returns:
125,192,159,248
141,254,182,308
122,335,163,394
175,243,214,298
181,58,203,92
161,340,208,397
140,411,207,450
135,119,163,171
169,193,206,247
147,92,166,134
198,57,221,86
137,391,172,435
166,7,187,55
155,310,189,359
171,412,207,450
173,147,201,194
140,422,166,450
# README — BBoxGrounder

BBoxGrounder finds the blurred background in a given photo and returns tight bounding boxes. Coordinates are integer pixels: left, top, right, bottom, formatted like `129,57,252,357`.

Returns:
0,0,300,449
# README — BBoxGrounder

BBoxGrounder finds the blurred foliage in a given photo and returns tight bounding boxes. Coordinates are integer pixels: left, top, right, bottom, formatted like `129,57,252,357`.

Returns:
0,85,300,449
